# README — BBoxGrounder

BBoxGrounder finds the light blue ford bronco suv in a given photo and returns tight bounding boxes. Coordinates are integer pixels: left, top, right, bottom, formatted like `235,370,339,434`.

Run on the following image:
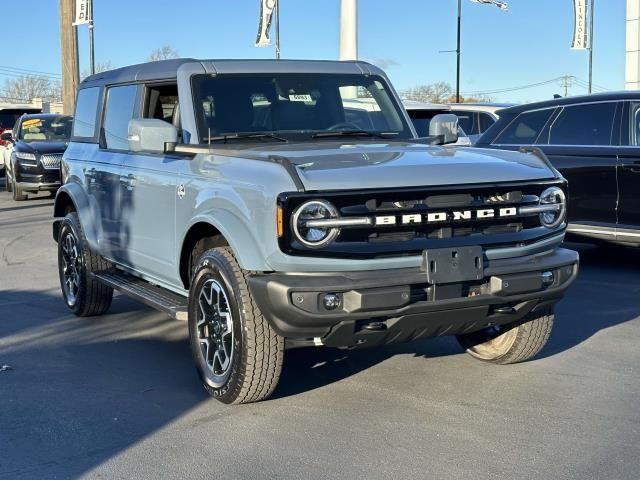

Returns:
53,59,579,404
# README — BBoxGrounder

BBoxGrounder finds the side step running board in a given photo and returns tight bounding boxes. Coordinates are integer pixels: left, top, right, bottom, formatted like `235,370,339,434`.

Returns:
92,270,188,321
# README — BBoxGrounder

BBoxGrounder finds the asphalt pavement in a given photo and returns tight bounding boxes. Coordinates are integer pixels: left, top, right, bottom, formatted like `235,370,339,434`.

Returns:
1,176,639,480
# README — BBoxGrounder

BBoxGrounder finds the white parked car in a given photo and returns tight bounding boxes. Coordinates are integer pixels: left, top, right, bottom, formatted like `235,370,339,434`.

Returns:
0,107,41,175
402,100,472,146
447,103,515,143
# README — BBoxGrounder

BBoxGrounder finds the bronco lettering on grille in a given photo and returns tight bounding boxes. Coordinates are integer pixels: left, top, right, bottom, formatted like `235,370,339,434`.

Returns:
375,207,517,226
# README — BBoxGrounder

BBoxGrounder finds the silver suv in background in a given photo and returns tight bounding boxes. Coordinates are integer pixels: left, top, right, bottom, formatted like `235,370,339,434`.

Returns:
53,59,578,404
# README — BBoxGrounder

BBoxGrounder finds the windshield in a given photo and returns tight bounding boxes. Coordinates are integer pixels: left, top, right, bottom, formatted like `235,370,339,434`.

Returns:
18,115,73,142
191,73,413,142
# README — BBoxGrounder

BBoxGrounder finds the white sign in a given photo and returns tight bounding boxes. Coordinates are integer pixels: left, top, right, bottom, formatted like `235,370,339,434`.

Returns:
289,94,313,102
73,0,90,25
571,0,590,50
255,0,277,47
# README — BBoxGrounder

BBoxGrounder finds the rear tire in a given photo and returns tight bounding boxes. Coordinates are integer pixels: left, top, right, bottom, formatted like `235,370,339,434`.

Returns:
12,179,26,201
58,212,113,316
188,246,284,404
457,308,554,364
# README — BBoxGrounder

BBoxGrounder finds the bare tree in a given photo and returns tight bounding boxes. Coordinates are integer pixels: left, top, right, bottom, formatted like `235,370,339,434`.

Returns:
403,82,492,104
81,61,115,81
1,75,61,103
403,82,453,104
147,45,179,62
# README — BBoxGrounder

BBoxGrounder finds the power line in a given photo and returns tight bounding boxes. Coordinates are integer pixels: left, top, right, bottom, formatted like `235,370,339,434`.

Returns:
461,77,563,96
0,70,62,82
0,65,61,78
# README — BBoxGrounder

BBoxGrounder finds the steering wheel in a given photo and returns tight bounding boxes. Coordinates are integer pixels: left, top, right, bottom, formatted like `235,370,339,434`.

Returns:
327,122,361,131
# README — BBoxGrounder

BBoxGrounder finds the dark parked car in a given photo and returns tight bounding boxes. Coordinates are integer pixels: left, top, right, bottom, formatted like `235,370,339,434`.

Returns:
5,113,72,201
475,92,640,246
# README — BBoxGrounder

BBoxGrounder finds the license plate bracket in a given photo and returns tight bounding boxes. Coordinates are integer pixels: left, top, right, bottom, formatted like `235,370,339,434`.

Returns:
423,246,484,285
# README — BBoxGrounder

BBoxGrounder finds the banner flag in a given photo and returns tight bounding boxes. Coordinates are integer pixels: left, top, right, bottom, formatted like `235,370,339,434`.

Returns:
470,0,508,12
255,0,277,47
73,0,90,25
571,0,590,50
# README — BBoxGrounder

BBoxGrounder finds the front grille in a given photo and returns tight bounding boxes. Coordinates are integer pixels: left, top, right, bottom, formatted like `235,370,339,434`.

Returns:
278,180,566,259
40,154,62,170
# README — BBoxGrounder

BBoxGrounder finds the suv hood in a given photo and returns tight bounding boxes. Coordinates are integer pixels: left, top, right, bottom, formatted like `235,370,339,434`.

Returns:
241,142,556,191
16,140,68,155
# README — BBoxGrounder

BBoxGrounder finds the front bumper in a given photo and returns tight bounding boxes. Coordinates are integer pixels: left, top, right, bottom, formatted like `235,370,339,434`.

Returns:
16,181,60,192
248,248,579,348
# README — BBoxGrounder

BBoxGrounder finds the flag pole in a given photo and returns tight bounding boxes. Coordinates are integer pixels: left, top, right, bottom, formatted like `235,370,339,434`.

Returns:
89,0,95,75
588,0,594,93
456,0,462,103
275,0,281,59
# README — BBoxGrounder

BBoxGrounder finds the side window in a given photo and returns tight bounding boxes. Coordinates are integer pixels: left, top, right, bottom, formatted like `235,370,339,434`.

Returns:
73,87,101,139
547,102,616,146
629,102,640,146
451,111,475,134
494,109,554,145
478,113,495,133
103,85,138,150
144,84,179,122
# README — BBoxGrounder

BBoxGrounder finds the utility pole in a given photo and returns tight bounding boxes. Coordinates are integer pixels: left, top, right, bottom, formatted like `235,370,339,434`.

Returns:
560,75,574,97
59,0,79,114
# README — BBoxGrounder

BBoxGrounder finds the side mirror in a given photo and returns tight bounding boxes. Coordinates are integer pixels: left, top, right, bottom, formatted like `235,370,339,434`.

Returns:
128,119,177,153
0,131,13,143
429,114,459,145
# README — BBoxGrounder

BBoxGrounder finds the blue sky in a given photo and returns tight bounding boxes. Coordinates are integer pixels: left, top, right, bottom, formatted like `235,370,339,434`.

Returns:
1,0,627,103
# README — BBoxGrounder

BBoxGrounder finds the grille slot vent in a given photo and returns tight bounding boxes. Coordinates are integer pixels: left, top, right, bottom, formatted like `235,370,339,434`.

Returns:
40,154,62,170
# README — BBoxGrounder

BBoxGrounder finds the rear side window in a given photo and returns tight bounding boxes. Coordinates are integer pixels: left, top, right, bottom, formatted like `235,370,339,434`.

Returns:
547,102,616,146
478,113,495,133
73,87,101,139
103,85,138,150
451,111,475,134
494,109,554,145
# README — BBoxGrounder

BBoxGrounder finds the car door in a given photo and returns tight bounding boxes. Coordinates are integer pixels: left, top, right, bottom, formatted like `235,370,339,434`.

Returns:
117,83,182,285
537,101,619,228
91,84,141,261
617,101,640,237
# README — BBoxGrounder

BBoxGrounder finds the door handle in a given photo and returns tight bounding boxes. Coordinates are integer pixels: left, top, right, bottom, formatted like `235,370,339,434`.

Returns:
119,174,136,190
84,167,97,183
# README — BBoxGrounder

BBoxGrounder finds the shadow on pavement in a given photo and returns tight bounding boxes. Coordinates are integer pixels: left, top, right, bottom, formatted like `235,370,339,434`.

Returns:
541,242,640,358
0,290,204,479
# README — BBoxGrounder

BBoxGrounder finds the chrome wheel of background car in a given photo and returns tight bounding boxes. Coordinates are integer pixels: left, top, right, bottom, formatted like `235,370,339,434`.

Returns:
60,231,81,306
196,279,234,383
459,324,518,361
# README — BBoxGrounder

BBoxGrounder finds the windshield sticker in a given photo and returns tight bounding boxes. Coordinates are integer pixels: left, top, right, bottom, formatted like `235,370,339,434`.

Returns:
289,94,313,102
22,119,43,129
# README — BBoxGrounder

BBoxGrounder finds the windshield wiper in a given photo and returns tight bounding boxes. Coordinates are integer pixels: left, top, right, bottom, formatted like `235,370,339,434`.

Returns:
205,132,288,143
312,130,399,139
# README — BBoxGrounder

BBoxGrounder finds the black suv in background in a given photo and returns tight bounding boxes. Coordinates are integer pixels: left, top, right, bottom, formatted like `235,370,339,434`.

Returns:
5,113,72,201
475,92,640,247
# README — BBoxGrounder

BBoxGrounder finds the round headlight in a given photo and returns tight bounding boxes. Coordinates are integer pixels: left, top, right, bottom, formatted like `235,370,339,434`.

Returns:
292,200,340,248
539,187,566,228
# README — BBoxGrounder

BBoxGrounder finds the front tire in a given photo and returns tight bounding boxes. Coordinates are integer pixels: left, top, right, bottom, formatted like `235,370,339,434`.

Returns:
188,247,284,404
58,212,114,316
457,308,554,364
